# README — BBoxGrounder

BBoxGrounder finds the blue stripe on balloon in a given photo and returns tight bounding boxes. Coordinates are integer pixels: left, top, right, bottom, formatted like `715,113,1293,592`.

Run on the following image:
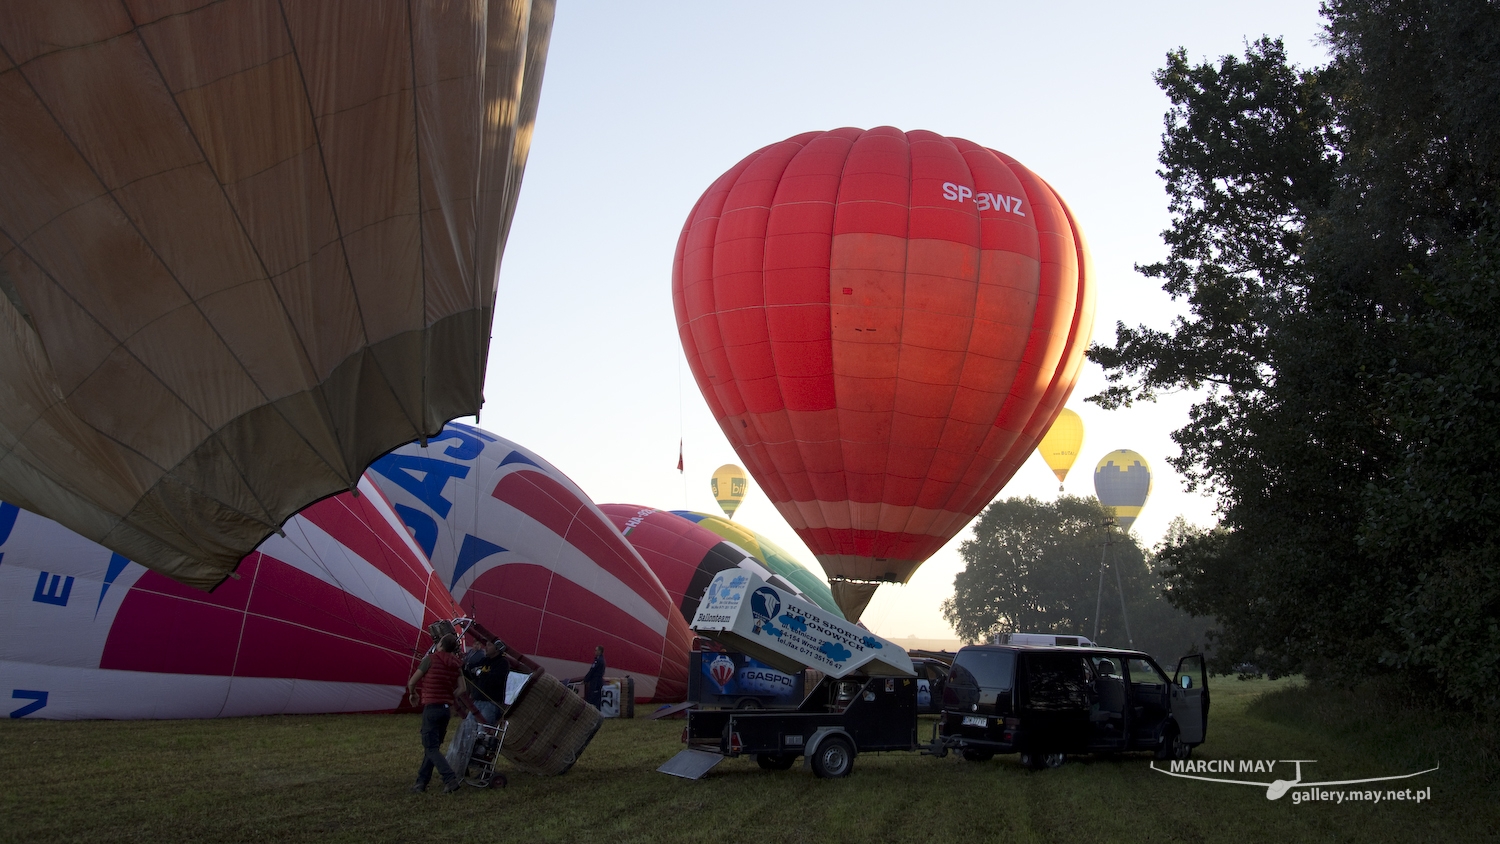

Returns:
451,534,506,590
0,501,18,547
393,505,438,559
96,553,133,616
499,450,541,469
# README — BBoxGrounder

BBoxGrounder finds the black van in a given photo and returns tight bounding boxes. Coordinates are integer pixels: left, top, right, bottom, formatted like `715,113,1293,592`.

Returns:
937,644,1208,768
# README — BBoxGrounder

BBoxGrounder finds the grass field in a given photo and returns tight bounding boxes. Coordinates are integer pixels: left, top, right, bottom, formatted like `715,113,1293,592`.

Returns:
2,676,1495,843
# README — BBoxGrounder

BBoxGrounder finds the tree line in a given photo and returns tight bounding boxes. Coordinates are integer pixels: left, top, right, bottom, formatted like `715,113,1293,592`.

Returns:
941,496,1211,666
1083,0,1499,711
946,1,1498,712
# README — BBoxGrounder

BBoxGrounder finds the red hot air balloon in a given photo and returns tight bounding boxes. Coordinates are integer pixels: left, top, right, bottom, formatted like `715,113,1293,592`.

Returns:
673,128,1095,619
709,654,735,691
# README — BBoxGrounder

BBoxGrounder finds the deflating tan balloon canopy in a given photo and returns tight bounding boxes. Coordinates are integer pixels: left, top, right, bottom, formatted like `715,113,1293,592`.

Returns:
0,0,554,589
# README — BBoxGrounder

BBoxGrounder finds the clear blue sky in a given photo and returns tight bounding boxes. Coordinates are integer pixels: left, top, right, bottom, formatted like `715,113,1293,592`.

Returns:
472,1,1330,639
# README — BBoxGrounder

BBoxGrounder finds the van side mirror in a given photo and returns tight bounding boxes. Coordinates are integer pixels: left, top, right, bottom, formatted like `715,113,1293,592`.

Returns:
1180,675,1193,689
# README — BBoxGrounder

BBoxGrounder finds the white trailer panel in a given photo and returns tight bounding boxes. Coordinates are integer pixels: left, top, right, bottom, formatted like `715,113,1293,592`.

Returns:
691,570,914,678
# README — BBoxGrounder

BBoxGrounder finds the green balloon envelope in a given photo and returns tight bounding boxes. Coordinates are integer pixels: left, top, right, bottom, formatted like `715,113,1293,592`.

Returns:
671,511,844,619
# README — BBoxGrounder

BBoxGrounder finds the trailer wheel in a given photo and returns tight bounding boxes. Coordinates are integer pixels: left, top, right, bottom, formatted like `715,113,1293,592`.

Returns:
733,697,763,710
464,765,508,788
755,753,796,771
810,736,856,779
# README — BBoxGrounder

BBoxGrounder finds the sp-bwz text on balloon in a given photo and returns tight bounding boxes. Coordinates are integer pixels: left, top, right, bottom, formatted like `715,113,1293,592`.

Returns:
941,182,1026,216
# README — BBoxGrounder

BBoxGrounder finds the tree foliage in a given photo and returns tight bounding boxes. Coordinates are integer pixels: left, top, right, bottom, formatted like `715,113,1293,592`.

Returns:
942,497,1210,663
1089,0,1500,709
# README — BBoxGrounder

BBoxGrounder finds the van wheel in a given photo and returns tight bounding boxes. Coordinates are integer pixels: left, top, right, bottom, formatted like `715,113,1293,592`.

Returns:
755,753,796,771
1020,751,1064,770
1155,725,1191,761
734,697,763,710
961,748,993,762
810,736,855,778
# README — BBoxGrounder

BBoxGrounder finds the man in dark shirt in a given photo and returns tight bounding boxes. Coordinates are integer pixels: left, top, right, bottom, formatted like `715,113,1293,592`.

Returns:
464,638,510,725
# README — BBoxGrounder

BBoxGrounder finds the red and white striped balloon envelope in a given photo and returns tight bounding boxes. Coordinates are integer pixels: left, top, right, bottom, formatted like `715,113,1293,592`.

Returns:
600,504,825,622
367,424,692,703
0,477,460,719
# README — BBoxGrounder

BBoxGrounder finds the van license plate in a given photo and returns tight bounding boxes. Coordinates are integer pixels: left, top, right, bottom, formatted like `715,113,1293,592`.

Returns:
962,715,987,727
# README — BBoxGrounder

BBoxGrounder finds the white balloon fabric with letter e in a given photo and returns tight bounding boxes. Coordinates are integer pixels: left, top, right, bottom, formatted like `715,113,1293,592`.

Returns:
0,476,462,719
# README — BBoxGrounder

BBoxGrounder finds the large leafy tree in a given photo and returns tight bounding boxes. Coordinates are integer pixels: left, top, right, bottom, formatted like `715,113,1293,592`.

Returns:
1091,0,1500,709
942,496,1207,661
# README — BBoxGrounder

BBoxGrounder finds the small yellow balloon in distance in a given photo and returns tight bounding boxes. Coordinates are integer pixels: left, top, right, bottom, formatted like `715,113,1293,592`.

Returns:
710,464,748,519
1037,408,1085,489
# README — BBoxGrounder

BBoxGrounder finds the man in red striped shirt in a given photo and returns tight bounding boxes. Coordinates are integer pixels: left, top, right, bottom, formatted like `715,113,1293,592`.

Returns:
406,634,466,794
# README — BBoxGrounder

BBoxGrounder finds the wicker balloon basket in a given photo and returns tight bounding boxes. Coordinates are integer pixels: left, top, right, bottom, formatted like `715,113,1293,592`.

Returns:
500,671,603,776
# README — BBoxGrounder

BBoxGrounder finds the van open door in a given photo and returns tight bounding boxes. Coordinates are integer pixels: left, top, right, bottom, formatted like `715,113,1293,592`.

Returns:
1170,655,1207,744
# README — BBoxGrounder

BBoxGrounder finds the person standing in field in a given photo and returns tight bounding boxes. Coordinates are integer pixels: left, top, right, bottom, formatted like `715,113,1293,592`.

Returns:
464,638,511,725
406,634,465,794
583,645,606,709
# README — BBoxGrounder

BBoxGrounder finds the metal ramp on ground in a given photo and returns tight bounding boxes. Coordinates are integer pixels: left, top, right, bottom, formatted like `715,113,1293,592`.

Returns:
657,749,725,780
646,701,695,720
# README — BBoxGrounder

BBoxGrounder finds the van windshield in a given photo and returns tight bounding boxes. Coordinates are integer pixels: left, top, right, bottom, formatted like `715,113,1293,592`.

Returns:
949,650,1016,691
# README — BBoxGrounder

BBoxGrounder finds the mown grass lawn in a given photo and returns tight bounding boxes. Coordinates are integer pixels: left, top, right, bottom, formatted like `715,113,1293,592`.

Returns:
2,677,1494,843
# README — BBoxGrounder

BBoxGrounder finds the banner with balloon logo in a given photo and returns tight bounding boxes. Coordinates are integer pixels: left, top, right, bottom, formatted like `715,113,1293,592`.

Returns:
689,648,804,707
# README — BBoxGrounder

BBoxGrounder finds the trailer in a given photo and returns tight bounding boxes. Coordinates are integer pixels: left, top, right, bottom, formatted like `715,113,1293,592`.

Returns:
658,570,928,779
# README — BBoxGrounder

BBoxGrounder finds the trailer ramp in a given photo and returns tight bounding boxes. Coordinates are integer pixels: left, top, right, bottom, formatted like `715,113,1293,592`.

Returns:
657,748,726,780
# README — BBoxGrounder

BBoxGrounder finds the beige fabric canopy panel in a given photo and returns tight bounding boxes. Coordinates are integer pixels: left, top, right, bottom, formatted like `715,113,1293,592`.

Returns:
0,0,554,589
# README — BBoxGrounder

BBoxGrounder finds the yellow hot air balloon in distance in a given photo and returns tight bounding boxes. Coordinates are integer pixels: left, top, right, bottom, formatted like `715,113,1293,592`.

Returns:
710,464,748,519
1094,450,1153,530
1037,408,1085,489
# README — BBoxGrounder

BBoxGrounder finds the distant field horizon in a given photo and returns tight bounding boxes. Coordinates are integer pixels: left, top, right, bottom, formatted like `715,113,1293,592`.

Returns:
894,636,966,652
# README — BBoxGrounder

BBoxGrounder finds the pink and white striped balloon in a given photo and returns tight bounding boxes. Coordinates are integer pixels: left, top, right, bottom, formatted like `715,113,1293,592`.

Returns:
0,476,460,719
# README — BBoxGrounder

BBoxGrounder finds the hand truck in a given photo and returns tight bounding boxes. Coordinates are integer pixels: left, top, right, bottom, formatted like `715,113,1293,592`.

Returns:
462,716,509,788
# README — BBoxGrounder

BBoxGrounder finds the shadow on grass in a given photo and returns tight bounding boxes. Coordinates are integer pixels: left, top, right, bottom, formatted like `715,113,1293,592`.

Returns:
1246,679,1499,789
